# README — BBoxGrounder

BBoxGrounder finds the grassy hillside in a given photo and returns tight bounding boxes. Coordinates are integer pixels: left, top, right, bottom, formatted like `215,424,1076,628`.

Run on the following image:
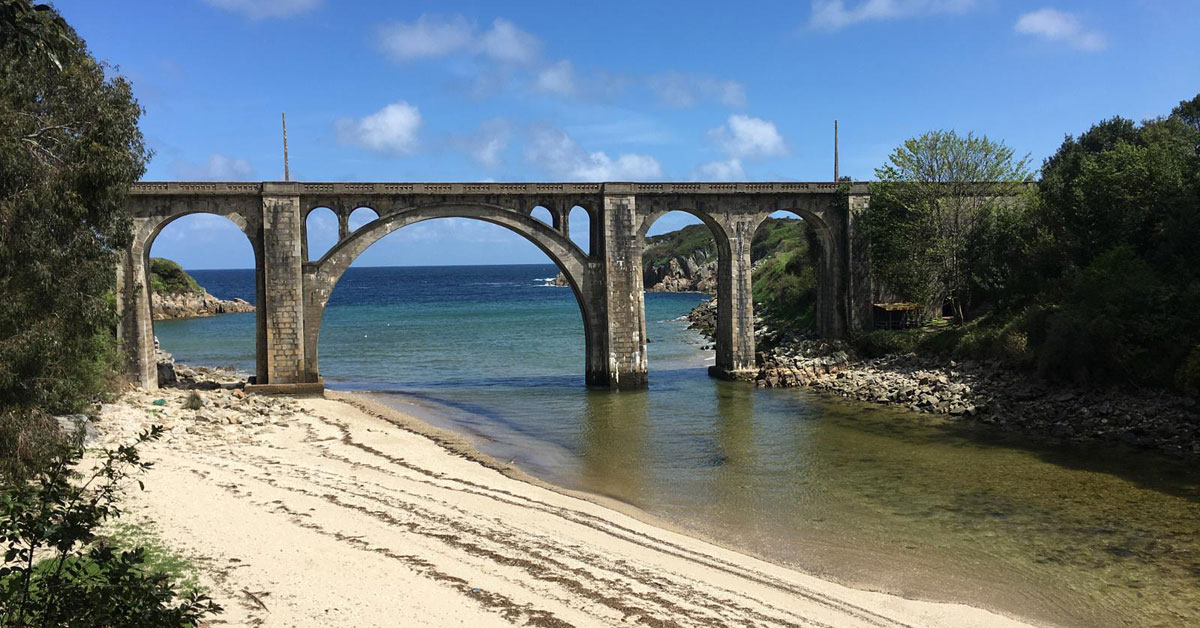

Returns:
642,223,717,269
148,258,203,295
642,218,818,329
751,219,817,329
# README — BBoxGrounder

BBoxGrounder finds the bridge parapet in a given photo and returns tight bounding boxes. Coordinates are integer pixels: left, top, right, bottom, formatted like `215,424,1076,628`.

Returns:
130,181,869,196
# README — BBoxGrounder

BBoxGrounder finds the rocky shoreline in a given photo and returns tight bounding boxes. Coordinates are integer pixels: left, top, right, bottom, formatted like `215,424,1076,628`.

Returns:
686,298,1200,457
547,254,716,294
152,290,254,320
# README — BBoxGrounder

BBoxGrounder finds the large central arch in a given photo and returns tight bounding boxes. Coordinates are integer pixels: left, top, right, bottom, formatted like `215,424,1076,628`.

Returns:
300,203,604,386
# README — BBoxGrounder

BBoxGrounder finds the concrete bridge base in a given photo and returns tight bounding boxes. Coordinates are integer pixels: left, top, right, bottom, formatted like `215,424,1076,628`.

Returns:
118,181,872,391
244,380,325,396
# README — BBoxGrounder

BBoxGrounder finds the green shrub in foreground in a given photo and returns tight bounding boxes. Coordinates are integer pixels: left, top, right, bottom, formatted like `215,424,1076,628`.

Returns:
0,426,221,627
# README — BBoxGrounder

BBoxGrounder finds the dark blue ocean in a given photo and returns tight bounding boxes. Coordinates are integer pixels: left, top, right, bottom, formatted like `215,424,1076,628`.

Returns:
153,264,1200,628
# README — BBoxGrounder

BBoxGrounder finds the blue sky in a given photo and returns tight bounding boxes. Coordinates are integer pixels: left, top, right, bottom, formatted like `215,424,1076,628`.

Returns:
55,0,1200,269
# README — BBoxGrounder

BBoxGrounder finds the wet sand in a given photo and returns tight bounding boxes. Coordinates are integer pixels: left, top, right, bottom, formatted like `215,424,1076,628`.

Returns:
99,386,1039,627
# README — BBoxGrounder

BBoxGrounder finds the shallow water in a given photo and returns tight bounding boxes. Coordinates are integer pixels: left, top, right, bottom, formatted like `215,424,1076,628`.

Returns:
157,264,1200,627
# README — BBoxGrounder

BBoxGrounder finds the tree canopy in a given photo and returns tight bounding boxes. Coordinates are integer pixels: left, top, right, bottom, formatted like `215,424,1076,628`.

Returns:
0,0,148,433
863,131,1033,321
859,96,1200,390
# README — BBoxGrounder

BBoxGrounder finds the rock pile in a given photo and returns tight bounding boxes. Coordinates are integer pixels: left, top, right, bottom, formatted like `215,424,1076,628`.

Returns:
95,378,303,449
644,254,715,293
548,252,718,294
152,291,254,320
683,299,1200,455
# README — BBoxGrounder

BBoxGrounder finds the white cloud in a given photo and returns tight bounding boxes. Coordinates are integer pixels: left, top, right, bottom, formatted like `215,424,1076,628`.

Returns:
525,126,662,181
809,0,978,30
456,118,511,168
709,114,787,159
169,154,254,180
694,159,746,181
376,15,539,65
534,60,576,96
478,18,540,64
647,73,746,108
1015,8,1106,52
377,15,474,62
335,102,422,155
202,0,320,20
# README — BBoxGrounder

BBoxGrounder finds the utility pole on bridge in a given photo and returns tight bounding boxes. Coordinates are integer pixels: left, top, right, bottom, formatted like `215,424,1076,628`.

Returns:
834,119,839,182
282,112,290,182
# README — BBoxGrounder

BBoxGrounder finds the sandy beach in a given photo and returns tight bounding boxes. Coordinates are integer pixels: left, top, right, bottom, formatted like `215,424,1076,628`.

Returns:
93,385,1038,628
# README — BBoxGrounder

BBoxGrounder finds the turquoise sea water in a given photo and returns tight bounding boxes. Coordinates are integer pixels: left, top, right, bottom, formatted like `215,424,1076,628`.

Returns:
156,264,1200,628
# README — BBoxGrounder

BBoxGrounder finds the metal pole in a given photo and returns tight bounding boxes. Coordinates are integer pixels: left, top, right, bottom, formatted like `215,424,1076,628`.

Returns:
282,112,290,182
834,119,839,182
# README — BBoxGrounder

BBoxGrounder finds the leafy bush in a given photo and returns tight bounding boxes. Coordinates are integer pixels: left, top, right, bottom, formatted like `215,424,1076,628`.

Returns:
1,0,148,418
0,426,221,627
148,259,202,296
1176,346,1200,392
753,248,817,329
858,93,1200,392
854,330,921,357
1034,247,1182,385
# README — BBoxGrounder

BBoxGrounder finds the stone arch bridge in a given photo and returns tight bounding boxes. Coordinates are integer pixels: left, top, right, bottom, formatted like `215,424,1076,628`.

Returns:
118,181,872,392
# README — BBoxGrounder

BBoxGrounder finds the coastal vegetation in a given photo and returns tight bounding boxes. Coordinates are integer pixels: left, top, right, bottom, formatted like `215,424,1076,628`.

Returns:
148,259,202,296
858,96,1200,391
0,2,217,625
641,218,817,328
147,259,253,320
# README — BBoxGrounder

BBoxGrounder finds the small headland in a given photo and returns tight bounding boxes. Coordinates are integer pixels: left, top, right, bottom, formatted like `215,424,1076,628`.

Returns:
149,258,254,320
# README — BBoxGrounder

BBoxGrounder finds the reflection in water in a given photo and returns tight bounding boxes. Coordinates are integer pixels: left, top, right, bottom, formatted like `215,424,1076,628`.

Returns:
580,389,648,503
713,383,756,532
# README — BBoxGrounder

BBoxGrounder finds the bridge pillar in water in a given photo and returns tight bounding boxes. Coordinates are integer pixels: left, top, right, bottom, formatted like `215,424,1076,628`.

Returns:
598,190,649,389
712,216,757,379
260,187,312,385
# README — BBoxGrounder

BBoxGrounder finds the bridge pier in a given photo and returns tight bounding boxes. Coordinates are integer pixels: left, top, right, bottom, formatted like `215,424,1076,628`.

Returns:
116,242,158,389
598,191,649,389
259,190,313,386
711,217,757,380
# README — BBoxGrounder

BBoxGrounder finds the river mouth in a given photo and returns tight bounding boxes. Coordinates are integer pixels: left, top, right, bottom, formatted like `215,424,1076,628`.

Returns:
157,264,1200,628
365,375,1200,628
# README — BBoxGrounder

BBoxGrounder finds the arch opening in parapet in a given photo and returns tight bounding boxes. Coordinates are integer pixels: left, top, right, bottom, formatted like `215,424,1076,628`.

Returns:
310,211,593,390
349,206,379,232
638,210,723,371
145,213,258,381
530,205,555,229
305,206,338,261
568,205,592,256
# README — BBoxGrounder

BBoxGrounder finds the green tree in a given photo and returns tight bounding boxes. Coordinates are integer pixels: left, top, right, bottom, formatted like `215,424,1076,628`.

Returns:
1172,93,1200,134
0,0,148,425
865,131,1033,321
1030,98,1200,385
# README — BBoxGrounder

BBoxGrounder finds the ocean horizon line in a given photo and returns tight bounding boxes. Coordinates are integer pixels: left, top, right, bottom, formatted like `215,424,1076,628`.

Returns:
182,261,563,272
